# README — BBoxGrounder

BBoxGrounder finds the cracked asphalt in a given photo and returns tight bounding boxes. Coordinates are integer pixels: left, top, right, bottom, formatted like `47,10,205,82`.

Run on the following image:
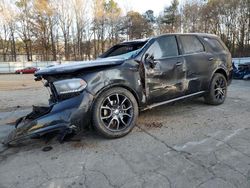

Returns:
0,75,250,188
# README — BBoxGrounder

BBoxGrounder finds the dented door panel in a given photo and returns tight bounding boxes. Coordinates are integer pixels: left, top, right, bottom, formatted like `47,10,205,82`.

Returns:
143,35,188,104
182,52,212,94
145,56,188,103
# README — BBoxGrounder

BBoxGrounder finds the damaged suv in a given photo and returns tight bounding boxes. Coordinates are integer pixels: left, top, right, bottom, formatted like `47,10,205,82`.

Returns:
4,33,233,145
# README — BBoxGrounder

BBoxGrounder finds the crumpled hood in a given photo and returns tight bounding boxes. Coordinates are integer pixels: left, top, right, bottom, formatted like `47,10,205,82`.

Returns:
35,58,124,77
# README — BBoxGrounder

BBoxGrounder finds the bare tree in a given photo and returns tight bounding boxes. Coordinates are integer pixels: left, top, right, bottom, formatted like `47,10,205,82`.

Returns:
72,0,88,60
15,0,33,61
0,0,249,61
57,0,73,60
0,0,17,61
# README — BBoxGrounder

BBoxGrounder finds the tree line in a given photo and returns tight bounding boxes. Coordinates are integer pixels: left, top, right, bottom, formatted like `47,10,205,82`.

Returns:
0,0,249,62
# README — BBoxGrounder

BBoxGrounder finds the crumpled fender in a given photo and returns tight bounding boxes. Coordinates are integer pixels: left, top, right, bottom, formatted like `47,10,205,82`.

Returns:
3,91,94,146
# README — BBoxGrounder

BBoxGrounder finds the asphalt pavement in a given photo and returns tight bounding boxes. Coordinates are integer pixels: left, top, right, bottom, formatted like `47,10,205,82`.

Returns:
0,79,249,188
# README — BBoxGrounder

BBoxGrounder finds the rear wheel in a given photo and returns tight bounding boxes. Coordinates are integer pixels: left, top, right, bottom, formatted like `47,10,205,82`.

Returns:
92,87,138,138
204,73,227,105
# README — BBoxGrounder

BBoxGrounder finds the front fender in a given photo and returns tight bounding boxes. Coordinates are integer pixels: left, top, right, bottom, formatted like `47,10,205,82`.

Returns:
83,62,145,107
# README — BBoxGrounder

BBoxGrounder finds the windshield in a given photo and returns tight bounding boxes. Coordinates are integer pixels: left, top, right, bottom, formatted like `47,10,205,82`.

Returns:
106,49,141,59
100,41,147,59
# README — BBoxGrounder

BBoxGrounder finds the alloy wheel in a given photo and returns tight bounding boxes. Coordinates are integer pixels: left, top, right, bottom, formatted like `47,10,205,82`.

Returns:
214,76,226,102
100,93,133,132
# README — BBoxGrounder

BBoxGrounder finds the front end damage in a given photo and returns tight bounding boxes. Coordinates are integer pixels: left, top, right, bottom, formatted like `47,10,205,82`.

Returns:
3,76,94,146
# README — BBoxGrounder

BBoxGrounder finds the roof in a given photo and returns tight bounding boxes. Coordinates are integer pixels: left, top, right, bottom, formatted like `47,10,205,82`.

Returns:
122,33,219,44
155,33,218,38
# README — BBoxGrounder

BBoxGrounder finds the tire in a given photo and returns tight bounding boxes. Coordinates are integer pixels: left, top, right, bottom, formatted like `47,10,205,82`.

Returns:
204,73,227,105
92,87,138,138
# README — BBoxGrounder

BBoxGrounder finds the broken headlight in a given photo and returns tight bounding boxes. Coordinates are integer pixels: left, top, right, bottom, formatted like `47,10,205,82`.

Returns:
53,78,87,95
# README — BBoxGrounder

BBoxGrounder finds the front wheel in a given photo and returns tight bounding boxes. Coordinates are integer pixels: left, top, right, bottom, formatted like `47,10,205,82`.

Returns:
92,87,138,138
204,73,227,105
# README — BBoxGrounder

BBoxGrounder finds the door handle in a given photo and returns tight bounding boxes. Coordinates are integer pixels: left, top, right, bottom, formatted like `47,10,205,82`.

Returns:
176,62,183,66
208,57,214,61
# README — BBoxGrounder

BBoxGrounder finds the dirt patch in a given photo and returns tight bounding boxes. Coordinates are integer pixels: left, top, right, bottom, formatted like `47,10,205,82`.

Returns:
143,122,164,129
71,141,97,149
0,74,42,91
137,115,164,130
0,74,49,111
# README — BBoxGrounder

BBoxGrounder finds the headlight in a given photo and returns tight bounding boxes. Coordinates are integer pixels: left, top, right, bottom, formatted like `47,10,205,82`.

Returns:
53,78,87,95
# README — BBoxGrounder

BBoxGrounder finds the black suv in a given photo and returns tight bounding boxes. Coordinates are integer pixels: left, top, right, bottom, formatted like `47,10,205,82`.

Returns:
4,33,233,145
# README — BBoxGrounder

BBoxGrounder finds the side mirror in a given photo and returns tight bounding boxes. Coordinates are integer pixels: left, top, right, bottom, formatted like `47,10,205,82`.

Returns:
144,53,157,68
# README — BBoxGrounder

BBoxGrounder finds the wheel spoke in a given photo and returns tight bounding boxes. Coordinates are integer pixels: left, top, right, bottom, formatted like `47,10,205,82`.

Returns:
215,88,224,95
121,97,128,105
107,117,115,128
116,119,120,130
107,97,113,106
116,94,120,105
101,106,112,110
121,113,132,117
123,106,132,111
101,113,112,120
120,117,128,127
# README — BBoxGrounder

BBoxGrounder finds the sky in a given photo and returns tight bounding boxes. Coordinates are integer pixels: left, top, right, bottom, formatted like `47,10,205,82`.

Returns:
116,0,173,15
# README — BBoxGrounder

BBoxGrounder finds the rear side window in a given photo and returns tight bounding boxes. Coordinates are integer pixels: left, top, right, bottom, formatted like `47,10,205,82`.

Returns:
179,35,204,54
147,36,179,59
203,37,225,52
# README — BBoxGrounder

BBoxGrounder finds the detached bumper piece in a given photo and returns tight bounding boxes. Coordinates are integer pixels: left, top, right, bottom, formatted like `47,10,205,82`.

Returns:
3,91,94,146
3,106,74,146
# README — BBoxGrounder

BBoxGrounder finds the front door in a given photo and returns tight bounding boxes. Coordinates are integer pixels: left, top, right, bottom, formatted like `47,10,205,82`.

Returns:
143,35,188,104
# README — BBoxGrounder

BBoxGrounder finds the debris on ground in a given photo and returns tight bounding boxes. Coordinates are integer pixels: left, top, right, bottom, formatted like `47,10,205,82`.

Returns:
233,62,250,80
143,122,164,129
42,146,53,152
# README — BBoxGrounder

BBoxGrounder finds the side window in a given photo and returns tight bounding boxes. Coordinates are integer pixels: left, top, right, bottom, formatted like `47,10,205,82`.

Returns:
179,36,204,54
203,37,225,52
146,36,179,59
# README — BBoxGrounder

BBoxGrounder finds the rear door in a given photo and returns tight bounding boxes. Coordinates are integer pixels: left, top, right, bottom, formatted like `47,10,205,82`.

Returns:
177,35,212,94
143,35,187,104
202,36,232,79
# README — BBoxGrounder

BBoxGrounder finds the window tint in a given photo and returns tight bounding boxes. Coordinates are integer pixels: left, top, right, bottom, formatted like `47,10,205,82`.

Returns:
147,36,179,59
179,36,204,54
203,37,225,52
